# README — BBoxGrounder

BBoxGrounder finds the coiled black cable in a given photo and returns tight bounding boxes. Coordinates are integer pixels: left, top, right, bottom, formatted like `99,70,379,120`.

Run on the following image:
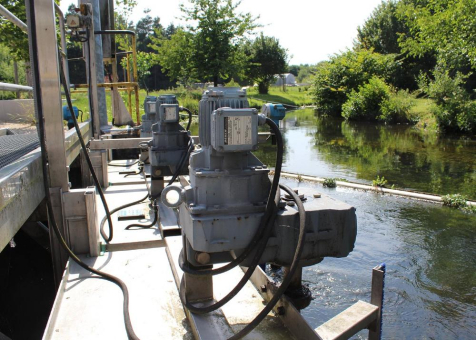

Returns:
178,118,283,277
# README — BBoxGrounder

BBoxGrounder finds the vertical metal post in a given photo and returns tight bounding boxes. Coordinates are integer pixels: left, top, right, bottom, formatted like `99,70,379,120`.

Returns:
13,62,19,99
82,0,108,130
369,264,385,340
81,2,101,139
25,0,70,284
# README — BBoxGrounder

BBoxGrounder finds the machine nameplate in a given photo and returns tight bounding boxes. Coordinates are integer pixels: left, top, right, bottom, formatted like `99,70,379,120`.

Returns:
165,106,177,121
224,116,252,146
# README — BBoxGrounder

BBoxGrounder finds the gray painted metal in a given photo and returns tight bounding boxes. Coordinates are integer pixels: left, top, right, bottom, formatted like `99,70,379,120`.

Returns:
0,82,33,92
199,87,248,147
0,4,27,32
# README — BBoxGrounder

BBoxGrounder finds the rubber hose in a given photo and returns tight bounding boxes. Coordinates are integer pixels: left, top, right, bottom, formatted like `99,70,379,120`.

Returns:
178,117,283,276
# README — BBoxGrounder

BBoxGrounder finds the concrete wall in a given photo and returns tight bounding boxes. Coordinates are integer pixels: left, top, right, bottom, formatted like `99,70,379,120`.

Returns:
0,99,35,123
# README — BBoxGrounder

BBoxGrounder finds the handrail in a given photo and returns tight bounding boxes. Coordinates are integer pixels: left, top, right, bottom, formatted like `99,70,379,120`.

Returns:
0,82,33,92
0,4,27,32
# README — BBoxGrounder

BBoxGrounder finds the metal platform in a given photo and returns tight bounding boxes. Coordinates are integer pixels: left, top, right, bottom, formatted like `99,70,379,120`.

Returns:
42,162,296,339
0,122,90,252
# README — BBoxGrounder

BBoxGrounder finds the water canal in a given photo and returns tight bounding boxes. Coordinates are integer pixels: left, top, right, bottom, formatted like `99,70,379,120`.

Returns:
258,109,476,339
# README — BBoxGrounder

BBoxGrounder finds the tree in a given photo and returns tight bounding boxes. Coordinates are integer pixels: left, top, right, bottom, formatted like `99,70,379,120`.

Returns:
288,65,300,77
311,49,400,116
153,28,197,86
397,0,476,71
243,33,288,94
179,0,259,86
356,0,435,90
0,0,29,62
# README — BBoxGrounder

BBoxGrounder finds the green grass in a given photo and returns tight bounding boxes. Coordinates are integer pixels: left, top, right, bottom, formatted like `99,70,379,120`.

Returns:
410,98,438,131
66,87,203,125
66,86,315,126
247,86,314,108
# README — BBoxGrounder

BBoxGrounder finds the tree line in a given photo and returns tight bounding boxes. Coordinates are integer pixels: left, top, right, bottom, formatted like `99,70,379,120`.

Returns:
311,0,476,134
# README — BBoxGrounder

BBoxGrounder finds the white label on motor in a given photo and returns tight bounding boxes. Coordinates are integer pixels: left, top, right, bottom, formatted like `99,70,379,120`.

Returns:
148,103,156,112
224,116,252,145
165,107,176,121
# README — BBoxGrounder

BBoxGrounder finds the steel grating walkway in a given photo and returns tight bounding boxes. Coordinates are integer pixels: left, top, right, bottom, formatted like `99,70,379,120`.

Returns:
0,133,40,169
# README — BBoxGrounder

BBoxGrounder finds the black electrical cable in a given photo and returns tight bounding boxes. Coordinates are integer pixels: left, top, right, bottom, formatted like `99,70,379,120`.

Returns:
125,200,158,229
100,192,149,235
178,189,280,315
28,9,138,338
126,139,193,229
178,117,283,277
108,160,140,167
62,40,114,244
228,183,306,340
179,106,193,131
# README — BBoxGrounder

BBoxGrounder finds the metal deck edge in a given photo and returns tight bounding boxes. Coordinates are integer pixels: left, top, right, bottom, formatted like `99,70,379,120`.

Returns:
42,263,70,340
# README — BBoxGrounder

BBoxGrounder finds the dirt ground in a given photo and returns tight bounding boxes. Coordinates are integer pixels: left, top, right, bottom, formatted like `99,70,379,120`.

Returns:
0,122,37,134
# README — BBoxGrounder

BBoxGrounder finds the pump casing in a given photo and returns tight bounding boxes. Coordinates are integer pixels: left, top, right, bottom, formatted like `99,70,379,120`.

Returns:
165,87,356,269
148,103,190,198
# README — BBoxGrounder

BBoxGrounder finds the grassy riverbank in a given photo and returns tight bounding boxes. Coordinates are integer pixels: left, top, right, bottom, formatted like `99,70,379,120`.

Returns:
66,85,315,124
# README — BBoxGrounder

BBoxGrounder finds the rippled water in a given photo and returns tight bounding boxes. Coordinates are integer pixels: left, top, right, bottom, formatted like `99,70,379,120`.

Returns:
256,110,476,339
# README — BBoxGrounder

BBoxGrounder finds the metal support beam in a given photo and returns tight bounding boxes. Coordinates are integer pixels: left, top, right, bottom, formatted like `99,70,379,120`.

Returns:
369,265,385,340
26,0,70,285
88,132,272,150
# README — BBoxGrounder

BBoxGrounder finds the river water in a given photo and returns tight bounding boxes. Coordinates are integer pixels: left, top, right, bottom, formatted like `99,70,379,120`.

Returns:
255,109,476,339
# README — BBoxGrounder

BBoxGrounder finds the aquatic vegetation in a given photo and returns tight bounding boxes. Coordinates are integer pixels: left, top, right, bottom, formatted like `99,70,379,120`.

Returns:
372,175,388,187
323,178,337,188
442,194,468,208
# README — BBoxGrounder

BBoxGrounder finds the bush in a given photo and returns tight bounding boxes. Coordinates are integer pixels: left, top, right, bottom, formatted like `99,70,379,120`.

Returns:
380,89,416,123
342,77,390,120
311,49,400,116
419,68,476,133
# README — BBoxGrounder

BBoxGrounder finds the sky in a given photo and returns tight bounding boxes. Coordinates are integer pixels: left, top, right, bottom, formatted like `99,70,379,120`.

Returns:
61,0,383,65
